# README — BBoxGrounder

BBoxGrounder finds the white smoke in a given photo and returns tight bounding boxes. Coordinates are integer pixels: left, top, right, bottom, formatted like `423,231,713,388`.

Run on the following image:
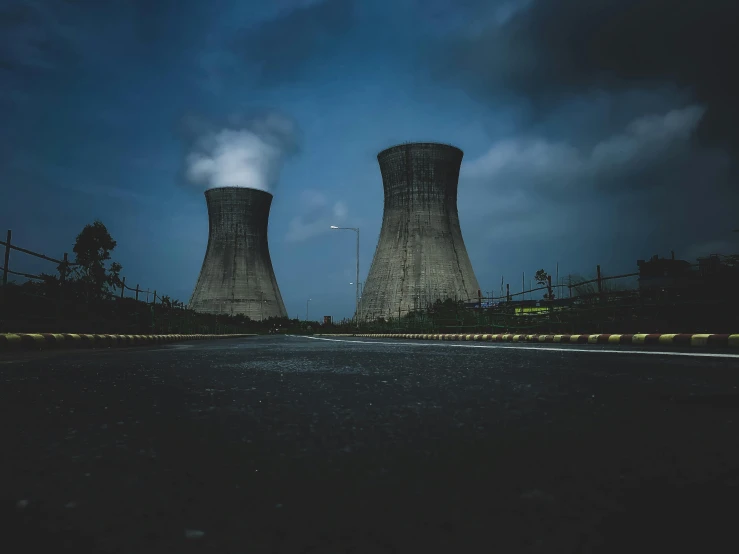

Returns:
184,113,299,192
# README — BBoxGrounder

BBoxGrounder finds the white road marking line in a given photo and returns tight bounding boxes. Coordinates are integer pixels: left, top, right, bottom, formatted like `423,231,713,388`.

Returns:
290,336,739,359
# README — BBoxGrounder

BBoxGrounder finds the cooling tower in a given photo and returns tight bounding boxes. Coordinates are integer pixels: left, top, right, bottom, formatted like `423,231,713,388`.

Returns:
359,143,480,321
189,187,287,319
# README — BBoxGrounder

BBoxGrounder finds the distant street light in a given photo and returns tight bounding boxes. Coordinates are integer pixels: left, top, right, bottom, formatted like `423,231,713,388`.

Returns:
330,225,360,327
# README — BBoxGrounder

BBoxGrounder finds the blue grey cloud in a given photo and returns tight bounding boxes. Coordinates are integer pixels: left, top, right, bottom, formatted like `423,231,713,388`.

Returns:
230,0,356,87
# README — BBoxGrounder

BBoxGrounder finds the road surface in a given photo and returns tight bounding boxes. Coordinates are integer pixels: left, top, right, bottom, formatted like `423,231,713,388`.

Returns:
2,335,738,553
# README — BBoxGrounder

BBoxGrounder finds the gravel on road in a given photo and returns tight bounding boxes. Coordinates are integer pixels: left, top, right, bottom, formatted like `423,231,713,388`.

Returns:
2,335,738,553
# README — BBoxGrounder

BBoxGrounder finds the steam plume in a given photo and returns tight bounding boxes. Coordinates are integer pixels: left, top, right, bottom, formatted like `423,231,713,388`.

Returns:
183,112,299,193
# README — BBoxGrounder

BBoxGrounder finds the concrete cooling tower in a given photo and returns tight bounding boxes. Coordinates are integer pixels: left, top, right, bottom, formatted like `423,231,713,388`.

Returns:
189,187,287,319
359,142,480,321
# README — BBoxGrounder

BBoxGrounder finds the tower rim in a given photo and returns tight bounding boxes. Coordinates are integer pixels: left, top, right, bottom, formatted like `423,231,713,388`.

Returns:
377,142,464,159
204,186,274,198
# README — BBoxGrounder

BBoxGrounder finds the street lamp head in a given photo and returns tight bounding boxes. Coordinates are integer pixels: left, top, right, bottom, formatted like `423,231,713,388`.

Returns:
330,225,339,229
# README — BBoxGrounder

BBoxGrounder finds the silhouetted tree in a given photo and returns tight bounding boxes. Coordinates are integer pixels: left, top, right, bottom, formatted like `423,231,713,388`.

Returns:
535,269,555,300
69,220,123,301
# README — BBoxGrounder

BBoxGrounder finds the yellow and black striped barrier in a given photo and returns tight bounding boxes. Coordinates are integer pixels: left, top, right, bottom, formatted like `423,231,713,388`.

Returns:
316,333,739,348
0,333,256,352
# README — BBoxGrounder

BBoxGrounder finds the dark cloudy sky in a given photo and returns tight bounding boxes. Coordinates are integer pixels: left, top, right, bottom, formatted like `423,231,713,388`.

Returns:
2,0,738,320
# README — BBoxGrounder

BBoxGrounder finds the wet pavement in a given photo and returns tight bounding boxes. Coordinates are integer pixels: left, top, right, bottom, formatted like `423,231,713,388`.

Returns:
1,335,739,553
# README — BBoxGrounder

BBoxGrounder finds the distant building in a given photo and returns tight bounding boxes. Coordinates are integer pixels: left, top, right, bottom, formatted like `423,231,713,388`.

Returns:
638,251,738,301
696,254,739,297
637,252,692,299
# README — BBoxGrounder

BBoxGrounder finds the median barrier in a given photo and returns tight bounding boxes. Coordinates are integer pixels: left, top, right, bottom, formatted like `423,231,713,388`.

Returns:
0,333,257,352
315,333,739,348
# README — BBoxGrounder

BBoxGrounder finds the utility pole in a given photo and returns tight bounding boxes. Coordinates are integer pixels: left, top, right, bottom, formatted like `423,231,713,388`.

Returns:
306,298,311,322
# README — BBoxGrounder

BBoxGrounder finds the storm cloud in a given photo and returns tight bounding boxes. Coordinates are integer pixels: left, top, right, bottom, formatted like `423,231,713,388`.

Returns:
429,0,739,152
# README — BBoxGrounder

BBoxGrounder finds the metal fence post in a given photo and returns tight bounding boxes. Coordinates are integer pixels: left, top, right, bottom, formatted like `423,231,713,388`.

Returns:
2,229,10,286
1,230,11,308
57,252,68,325
60,253,68,283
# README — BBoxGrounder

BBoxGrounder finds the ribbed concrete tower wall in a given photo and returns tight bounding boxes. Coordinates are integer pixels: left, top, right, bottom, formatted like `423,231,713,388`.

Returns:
189,187,287,319
360,143,480,321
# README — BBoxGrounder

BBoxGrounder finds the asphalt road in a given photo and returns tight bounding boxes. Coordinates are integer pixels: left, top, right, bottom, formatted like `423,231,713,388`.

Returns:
2,335,739,553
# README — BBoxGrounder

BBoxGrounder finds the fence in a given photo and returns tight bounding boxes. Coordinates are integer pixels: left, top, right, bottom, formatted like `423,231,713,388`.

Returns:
482,265,640,305
0,229,244,335
344,261,738,335
1,229,168,306
7,226,735,335
356,265,638,320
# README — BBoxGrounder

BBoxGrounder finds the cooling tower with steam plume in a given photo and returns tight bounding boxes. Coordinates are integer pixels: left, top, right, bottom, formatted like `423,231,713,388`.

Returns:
359,142,480,321
183,112,297,319
189,187,287,319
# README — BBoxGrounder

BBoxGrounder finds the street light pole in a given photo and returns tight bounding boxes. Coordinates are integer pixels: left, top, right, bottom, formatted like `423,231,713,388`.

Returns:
306,298,311,321
331,225,360,328
355,228,360,326
351,282,363,297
